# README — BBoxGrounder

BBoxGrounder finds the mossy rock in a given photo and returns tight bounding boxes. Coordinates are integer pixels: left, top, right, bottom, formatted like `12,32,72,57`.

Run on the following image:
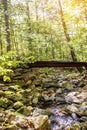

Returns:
32,97,38,104
0,90,5,97
31,115,51,130
17,106,33,116
0,98,13,108
21,89,32,98
4,125,18,130
33,108,50,116
13,101,23,110
69,122,87,130
43,82,57,88
26,80,32,85
82,102,87,106
6,93,22,101
9,85,21,91
0,117,5,122
5,91,13,95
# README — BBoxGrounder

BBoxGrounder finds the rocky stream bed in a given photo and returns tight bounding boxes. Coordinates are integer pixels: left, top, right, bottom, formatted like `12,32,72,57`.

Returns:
0,68,87,130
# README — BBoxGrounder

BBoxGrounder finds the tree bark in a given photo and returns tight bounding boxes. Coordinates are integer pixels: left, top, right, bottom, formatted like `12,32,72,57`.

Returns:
3,0,11,52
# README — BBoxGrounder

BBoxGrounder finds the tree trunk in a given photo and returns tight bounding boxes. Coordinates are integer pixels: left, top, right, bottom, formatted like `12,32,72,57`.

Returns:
50,33,55,59
35,0,38,21
58,0,83,72
0,27,3,55
58,0,77,62
26,0,32,53
3,0,11,52
26,1,31,31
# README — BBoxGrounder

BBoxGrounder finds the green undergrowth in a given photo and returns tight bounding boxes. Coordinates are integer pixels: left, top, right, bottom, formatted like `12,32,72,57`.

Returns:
0,51,35,82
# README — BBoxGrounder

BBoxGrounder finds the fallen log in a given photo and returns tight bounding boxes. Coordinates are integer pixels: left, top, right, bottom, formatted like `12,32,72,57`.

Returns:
28,61,87,70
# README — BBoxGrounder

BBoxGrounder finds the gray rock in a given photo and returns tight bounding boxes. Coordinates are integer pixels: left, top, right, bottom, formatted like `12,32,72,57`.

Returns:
56,96,66,104
80,116,87,122
33,108,49,116
66,104,79,113
65,91,87,104
56,88,63,94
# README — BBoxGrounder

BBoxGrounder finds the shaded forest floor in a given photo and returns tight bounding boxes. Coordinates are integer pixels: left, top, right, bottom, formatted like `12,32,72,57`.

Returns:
0,67,87,130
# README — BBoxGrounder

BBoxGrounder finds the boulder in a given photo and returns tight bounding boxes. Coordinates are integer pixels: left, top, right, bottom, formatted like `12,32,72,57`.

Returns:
30,115,51,130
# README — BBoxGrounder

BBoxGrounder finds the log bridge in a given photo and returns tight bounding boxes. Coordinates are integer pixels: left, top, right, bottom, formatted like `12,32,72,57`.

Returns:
28,61,87,70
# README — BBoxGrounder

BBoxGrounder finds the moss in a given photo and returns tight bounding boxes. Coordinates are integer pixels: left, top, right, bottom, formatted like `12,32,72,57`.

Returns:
0,98,13,108
17,106,33,116
13,101,23,110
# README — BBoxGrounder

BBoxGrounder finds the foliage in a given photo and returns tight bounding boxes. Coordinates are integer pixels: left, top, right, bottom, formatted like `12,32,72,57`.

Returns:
0,51,23,82
0,0,87,62
0,50,37,82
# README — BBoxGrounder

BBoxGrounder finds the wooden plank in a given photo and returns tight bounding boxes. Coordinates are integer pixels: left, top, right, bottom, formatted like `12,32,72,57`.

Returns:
28,61,87,69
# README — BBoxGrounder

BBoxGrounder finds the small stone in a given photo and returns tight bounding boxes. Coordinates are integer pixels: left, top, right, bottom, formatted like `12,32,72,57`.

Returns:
6,93,22,101
82,102,87,106
43,82,57,88
4,125,18,130
56,96,66,104
0,83,5,87
66,104,79,114
17,106,33,116
32,97,38,104
0,90,5,96
9,85,21,91
80,116,87,122
0,117,4,122
5,111,15,123
26,80,32,85
13,101,23,110
56,88,63,94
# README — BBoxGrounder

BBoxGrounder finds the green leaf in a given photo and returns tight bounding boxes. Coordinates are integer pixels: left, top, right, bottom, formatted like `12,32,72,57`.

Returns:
3,75,11,82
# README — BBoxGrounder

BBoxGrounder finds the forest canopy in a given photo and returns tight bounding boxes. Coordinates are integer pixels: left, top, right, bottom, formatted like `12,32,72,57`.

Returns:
0,0,87,61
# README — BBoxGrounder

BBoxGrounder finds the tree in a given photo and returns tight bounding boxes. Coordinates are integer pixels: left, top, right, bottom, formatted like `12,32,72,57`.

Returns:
2,0,11,52
58,0,77,62
0,27,3,55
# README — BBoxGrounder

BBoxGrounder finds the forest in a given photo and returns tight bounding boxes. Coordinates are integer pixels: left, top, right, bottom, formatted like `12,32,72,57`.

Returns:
0,0,87,130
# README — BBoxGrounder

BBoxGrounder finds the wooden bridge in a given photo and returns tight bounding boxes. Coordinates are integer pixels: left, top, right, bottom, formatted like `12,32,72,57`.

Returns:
28,61,87,70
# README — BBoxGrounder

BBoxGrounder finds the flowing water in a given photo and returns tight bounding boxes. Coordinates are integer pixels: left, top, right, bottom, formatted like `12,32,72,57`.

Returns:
49,106,79,130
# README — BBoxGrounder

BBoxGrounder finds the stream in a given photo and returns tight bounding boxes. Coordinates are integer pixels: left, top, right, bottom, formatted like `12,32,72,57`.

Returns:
0,68,87,130
49,106,79,130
